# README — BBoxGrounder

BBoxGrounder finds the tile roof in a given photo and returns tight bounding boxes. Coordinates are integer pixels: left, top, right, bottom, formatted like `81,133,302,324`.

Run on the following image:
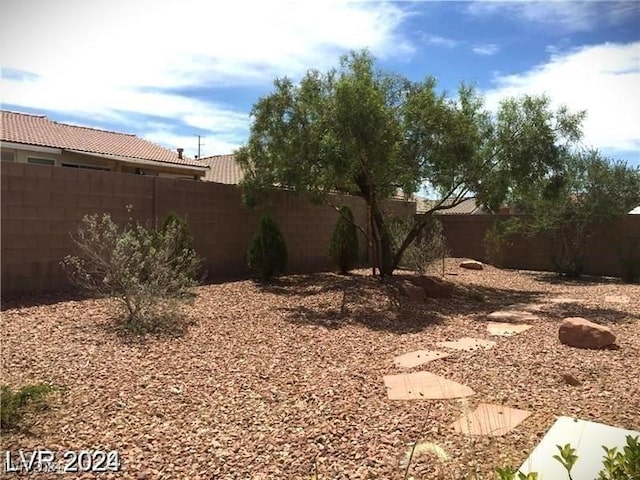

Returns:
1,110,206,168
416,196,483,214
200,154,245,184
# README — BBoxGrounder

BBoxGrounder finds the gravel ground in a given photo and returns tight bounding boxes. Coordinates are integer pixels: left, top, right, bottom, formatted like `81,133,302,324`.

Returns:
1,258,639,479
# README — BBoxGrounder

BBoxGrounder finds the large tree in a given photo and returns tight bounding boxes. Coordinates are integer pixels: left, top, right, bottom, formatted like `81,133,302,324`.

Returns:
511,149,640,277
236,50,585,276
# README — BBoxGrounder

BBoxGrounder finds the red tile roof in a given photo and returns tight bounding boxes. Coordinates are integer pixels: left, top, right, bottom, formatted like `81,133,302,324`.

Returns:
416,197,484,214
200,154,244,184
1,110,206,168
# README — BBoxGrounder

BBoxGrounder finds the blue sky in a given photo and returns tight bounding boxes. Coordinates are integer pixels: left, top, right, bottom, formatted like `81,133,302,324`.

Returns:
1,1,639,166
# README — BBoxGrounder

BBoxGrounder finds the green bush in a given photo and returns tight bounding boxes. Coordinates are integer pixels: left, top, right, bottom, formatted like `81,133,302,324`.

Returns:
1,383,56,430
388,215,448,274
328,205,360,274
247,214,288,281
62,213,201,333
158,210,195,258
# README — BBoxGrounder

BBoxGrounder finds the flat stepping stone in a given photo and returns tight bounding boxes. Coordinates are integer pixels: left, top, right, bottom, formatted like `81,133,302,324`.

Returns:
436,337,496,352
487,322,532,337
487,310,539,323
383,371,475,400
393,350,450,368
604,295,629,304
451,403,531,436
548,297,581,304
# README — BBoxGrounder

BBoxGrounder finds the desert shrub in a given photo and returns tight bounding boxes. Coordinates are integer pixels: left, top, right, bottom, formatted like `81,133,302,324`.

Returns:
247,214,288,281
61,213,201,333
547,223,587,278
484,219,515,267
1,383,56,430
328,205,360,274
619,236,640,283
388,215,448,274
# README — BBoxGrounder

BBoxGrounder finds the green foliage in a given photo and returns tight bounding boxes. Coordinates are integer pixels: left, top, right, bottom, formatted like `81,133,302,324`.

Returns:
619,236,640,283
159,210,195,258
62,213,201,333
483,218,519,267
388,215,448,274
237,48,585,276
1,383,56,430
496,435,640,480
553,443,578,478
597,435,640,480
495,467,538,480
513,150,640,278
247,214,288,281
328,205,360,274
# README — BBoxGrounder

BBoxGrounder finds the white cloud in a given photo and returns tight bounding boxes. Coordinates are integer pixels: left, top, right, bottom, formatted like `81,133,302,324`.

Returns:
483,42,640,154
466,1,638,33
423,34,459,48
472,44,499,56
0,0,412,149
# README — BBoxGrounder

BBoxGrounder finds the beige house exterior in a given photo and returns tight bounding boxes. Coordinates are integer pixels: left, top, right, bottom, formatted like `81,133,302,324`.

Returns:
1,110,209,179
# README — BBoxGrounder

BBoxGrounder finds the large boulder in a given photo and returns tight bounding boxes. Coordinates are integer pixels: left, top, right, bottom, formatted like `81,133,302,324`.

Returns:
396,275,456,300
406,275,455,299
558,317,616,349
399,279,426,302
460,260,483,270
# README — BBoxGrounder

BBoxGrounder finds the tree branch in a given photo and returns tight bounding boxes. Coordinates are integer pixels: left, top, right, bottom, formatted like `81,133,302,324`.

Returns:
324,198,370,241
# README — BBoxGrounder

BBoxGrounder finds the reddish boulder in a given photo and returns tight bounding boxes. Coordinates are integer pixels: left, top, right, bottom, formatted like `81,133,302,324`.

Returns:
559,317,616,349
460,260,484,270
399,279,426,302
408,275,455,298
397,275,456,300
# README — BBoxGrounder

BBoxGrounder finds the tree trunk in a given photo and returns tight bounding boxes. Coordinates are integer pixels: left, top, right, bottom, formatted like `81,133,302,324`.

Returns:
391,214,433,272
369,201,394,277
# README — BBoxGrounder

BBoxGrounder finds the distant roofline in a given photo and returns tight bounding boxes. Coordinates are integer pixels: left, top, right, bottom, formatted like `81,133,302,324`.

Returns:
2,109,46,118
1,109,207,169
1,109,136,137
199,153,236,160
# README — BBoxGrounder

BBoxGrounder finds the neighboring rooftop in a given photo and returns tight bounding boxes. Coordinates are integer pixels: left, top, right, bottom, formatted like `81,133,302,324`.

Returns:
1,110,205,168
200,154,245,184
197,154,491,216
416,196,486,214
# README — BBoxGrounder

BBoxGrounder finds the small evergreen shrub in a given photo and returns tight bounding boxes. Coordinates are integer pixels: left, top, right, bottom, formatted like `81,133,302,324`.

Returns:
1,383,57,430
247,214,288,281
158,210,195,258
328,205,360,274
62,213,201,333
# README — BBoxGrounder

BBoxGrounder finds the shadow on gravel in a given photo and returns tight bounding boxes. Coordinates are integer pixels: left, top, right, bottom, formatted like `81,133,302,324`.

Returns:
279,272,550,334
1,290,90,311
531,272,624,287
543,304,636,325
254,273,354,297
101,312,197,344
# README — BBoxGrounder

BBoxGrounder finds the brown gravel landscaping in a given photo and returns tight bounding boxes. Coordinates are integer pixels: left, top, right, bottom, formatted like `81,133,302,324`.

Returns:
1,258,639,479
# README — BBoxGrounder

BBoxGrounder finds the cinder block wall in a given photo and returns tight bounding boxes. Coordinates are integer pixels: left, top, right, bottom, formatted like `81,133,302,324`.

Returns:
436,213,640,277
1,163,414,297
